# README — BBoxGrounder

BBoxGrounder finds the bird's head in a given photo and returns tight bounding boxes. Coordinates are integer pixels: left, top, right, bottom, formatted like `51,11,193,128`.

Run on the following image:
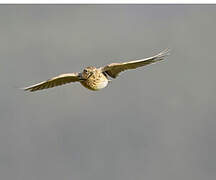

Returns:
81,66,96,79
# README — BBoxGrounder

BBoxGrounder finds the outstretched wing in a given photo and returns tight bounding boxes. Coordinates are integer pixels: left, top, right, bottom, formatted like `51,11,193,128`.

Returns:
101,49,170,78
23,73,81,92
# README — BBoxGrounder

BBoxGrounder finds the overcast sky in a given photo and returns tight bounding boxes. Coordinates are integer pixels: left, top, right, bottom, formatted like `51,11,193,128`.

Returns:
0,5,216,180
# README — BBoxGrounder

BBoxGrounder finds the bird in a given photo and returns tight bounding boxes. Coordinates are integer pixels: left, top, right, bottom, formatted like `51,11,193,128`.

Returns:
23,49,170,92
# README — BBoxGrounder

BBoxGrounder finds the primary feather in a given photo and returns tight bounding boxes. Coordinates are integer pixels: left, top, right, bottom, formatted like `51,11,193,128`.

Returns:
23,73,80,92
101,49,170,78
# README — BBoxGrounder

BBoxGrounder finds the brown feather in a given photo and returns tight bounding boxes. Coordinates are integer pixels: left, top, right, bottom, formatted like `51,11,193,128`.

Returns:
101,49,170,78
24,73,80,92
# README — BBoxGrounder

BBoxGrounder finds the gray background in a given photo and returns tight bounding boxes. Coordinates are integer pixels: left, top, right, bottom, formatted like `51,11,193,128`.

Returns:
0,5,216,180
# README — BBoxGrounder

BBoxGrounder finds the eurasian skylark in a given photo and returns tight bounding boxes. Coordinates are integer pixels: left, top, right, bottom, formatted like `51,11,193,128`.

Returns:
24,49,170,92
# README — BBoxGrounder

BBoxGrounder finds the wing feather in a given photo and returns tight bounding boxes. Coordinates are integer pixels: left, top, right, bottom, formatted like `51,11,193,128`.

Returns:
101,49,170,78
23,73,80,92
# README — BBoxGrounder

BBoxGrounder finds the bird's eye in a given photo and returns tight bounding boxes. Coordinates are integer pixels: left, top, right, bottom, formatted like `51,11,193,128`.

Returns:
84,69,88,73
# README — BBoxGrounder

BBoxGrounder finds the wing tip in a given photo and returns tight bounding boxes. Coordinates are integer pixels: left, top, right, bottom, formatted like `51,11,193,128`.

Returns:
21,81,46,92
154,48,171,61
20,86,35,92
159,48,171,56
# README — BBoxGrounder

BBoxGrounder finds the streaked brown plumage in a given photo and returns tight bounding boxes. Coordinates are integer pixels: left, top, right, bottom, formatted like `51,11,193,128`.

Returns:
23,49,170,92
80,66,109,91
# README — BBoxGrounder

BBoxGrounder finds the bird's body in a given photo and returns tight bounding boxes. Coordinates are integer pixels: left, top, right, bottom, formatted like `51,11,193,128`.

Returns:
80,67,109,90
23,49,170,92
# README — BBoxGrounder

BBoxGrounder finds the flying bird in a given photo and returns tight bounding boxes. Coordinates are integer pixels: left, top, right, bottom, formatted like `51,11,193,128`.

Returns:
23,49,170,92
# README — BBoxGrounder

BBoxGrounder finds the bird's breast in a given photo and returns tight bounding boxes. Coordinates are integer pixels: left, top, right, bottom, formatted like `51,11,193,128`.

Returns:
80,73,109,91
93,79,108,90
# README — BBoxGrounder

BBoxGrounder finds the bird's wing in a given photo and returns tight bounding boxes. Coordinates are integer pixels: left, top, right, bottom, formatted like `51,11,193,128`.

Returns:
101,49,170,78
23,73,81,92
